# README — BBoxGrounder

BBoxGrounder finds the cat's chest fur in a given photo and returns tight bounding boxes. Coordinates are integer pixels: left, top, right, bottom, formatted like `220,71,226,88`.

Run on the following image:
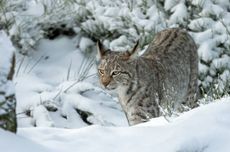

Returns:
116,85,129,109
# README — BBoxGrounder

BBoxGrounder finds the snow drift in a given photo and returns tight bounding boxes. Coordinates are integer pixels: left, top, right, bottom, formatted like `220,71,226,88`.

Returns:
1,97,230,152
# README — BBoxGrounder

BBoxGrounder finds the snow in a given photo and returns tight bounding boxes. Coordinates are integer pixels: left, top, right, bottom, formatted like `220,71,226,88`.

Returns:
212,55,230,70
110,35,131,51
1,0,230,151
79,37,95,53
164,0,177,11
189,18,215,31
1,97,230,152
0,129,52,152
199,62,209,76
25,1,44,17
32,105,54,127
0,31,15,74
15,36,128,128
169,3,188,25
199,2,225,17
197,40,219,62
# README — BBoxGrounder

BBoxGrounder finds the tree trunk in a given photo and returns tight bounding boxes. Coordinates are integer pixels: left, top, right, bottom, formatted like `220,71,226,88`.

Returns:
0,31,17,133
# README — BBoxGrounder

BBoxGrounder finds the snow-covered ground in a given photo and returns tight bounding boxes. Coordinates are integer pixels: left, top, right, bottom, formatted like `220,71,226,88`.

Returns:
15,36,128,128
1,97,230,152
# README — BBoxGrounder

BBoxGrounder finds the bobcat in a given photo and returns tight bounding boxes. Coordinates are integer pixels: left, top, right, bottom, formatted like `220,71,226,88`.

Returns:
97,28,198,125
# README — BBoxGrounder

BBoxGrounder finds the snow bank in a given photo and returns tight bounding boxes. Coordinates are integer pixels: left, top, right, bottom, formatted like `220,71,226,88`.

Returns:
15,97,230,152
0,129,53,152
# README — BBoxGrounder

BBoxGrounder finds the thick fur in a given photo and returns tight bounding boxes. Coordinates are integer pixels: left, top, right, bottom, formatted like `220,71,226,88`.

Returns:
97,28,198,125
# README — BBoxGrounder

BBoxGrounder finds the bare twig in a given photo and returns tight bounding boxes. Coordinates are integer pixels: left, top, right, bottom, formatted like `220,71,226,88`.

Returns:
67,59,72,80
27,55,44,74
15,55,25,77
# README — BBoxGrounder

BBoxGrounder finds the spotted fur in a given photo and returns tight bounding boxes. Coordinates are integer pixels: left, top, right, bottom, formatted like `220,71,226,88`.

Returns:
97,28,198,125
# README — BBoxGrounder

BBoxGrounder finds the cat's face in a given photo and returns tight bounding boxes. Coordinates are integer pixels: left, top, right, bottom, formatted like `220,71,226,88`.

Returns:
97,41,139,90
98,52,131,90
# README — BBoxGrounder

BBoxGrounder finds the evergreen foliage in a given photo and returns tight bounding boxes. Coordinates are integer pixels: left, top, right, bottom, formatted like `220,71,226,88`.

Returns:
1,0,230,99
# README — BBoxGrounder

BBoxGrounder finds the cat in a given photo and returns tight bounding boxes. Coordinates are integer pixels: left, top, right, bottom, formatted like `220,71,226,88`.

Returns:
97,28,198,125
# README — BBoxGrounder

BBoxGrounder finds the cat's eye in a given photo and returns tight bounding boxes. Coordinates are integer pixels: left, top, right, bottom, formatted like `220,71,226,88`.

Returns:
98,69,105,75
112,71,120,76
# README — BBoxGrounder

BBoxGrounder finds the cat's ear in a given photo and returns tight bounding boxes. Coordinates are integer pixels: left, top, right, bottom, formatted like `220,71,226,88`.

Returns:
97,40,106,59
125,40,139,59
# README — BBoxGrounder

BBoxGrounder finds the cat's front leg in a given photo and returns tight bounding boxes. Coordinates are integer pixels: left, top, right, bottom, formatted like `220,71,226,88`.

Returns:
127,107,148,125
127,104,160,125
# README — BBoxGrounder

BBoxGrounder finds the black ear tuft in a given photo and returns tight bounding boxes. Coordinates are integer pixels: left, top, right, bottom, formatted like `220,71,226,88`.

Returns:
127,40,139,57
97,40,106,58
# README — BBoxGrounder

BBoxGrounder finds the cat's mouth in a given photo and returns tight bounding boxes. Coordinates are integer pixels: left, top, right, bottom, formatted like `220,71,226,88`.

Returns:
105,85,117,90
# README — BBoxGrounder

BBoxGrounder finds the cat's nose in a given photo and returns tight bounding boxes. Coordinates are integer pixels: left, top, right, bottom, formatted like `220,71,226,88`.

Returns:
101,77,111,87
